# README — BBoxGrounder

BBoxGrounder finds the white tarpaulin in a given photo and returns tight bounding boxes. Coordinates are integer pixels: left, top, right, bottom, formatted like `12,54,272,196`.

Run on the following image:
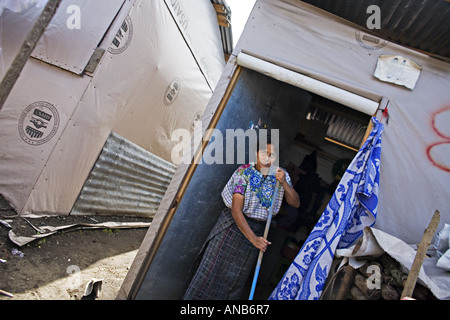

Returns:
0,0,225,216
0,0,48,15
8,220,151,247
31,0,126,75
231,0,450,246
120,0,450,300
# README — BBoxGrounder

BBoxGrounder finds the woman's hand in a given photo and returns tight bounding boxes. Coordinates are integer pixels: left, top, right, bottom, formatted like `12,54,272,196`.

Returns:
276,168,301,208
232,194,271,252
275,168,287,186
251,236,271,252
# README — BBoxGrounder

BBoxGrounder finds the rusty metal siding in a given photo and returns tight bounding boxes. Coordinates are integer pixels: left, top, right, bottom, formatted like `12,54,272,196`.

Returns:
71,132,177,217
302,0,450,60
211,0,234,55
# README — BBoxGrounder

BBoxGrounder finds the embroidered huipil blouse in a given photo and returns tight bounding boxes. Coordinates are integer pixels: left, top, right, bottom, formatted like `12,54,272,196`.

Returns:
221,163,292,221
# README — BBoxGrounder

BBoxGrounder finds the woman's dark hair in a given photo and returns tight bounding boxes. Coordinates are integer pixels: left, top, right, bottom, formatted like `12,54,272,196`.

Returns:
255,128,275,152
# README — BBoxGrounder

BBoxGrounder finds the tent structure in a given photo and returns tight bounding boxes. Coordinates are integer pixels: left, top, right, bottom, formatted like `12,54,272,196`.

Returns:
0,0,229,217
118,0,450,300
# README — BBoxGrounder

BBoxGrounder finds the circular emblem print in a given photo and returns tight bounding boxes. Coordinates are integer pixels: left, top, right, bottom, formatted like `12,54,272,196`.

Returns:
18,101,60,145
108,15,133,54
164,78,181,106
190,111,202,133
355,30,388,50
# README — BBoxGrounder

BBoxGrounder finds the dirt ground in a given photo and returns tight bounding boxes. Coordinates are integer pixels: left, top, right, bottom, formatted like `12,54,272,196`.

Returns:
0,197,150,300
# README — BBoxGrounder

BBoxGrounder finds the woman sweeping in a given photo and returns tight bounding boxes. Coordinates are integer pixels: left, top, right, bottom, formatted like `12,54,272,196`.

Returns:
183,137,300,300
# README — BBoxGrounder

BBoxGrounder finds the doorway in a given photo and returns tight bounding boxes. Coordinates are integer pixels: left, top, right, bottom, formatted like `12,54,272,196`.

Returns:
133,64,378,300
246,92,372,299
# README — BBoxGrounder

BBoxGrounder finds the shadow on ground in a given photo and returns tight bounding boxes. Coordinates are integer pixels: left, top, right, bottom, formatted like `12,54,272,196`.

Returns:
0,195,150,300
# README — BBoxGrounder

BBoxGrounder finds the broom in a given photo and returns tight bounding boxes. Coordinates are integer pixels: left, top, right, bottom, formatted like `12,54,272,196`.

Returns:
249,166,280,300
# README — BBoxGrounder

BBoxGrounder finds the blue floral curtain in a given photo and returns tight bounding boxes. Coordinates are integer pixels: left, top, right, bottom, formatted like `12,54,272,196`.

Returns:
269,117,384,300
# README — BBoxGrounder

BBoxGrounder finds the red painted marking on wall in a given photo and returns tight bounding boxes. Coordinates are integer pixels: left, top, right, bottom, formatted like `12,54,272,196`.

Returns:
427,106,450,172
431,106,450,139
426,142,450,173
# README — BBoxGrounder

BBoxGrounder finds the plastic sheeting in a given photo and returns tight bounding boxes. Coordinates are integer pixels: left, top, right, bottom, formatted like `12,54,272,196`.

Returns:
31,0,126,75
0,0,48,15
121,0,450,299
232,0,450,246
164,0,225,90
0,0,225,216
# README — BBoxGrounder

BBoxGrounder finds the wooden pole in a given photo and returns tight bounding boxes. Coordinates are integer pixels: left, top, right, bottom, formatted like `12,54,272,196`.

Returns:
335,265,356,300
0,0,62,111
401,210,440,299
359,119,374,149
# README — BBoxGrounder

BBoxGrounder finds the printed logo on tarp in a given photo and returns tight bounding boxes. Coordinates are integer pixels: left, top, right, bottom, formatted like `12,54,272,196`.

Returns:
18,101,60,145
164,78,181,106
169,0,189,30
190,111,202,133
355,31,388,50
108,15,133,54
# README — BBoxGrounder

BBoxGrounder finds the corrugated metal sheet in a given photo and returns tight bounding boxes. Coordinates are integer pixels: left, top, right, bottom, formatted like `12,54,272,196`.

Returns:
305,104,366,149
302,0,450,60
71,132,177,217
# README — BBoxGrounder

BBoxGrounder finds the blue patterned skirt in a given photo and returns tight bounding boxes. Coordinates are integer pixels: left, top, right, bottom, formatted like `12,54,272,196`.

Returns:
183,208,265,300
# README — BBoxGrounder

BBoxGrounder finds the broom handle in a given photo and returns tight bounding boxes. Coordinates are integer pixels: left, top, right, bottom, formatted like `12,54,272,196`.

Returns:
249,181,280,300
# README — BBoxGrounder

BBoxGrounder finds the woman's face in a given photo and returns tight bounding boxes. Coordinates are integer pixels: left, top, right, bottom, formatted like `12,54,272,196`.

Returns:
257,144,277,171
